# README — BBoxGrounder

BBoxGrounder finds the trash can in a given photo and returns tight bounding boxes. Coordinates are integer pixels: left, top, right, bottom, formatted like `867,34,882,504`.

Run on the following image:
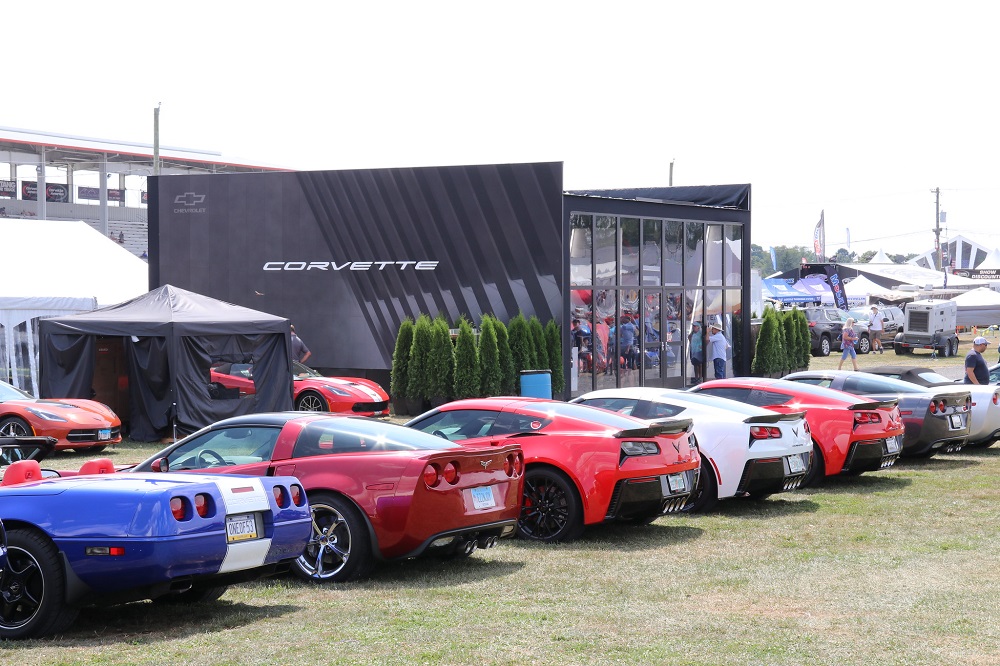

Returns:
519,369,552,399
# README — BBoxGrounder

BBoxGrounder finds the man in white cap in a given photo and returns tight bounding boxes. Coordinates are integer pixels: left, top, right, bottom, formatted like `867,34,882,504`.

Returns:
707,322,730,379
964,336,990,385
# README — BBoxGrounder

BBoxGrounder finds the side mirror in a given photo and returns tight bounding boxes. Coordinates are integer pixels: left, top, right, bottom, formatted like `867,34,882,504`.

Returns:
151,457,169,473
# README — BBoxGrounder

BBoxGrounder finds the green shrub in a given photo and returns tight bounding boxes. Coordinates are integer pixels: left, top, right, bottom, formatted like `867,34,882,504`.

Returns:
478,316,503,396
493,317,516,394
429,315,455,400
407,314,434,401
508,314,534,376
544,319,564,394
390,317,414,400
529,316,548,369
781,310,797,375
795,308,811,369
751,308,785,376
453,316,480,399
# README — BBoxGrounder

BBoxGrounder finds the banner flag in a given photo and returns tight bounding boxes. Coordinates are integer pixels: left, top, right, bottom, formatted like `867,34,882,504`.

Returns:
769,246,777,272
813,210,826,261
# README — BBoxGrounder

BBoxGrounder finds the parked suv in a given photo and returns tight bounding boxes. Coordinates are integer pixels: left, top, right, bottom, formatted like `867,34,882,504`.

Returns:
804,307,844,357
849,305,905,348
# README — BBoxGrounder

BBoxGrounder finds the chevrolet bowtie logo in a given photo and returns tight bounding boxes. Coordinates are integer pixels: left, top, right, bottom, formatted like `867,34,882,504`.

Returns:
174,192,206,206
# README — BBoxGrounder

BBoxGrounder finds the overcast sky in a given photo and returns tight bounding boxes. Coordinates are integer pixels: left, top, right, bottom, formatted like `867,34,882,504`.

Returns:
7,1,999,257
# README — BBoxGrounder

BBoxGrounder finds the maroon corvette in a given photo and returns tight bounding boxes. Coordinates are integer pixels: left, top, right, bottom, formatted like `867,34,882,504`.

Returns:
129,412,523,582
407,397,700,542
691,378,905,486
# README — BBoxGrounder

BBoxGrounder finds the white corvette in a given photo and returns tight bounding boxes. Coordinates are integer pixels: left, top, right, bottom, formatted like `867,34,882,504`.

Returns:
572,387,813,512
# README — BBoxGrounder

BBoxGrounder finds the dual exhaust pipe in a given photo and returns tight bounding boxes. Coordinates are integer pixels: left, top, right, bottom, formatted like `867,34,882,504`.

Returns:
460,535,501,555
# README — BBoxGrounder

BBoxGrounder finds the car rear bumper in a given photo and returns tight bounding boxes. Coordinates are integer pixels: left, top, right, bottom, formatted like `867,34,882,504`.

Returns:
604,467,699,519
735,452,811,495
842,437,901,472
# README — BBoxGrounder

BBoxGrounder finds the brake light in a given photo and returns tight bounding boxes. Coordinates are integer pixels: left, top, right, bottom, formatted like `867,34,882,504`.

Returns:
290,484,304,506
750,426,781,439
194,493,211,517
965,397,972,412
443,461,460,485
170,497,186,521
994,392,999,406
272,486,287,508
853,412,882,424
423,463,441,488
929,401,938,414
808,321,816,327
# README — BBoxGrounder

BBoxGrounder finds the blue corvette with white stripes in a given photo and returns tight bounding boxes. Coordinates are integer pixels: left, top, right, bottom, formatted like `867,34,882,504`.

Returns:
0,469,311,639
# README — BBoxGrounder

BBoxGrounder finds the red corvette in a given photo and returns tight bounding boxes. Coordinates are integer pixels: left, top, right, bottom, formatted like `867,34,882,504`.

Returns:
406,397,700,542
691,378,905,486
0,380,122,452
210,361,389,416
128,412,523,582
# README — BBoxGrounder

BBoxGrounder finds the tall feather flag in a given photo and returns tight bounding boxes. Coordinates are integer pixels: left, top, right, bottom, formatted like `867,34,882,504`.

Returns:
813,210,826,262
769,246,777,272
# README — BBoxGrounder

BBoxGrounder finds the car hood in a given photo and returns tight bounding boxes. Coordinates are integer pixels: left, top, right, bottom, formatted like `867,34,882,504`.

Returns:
4,398,117,424
296,377,386,400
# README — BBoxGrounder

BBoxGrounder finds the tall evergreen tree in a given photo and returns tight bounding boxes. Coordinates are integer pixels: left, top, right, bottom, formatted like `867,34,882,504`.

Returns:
453,316,480,399
478,316,503,396
544,319,565,394
493,317,516,394
508,314,533,377
389,317,414,401
528,315,547,369
429,315,454,400
407,314,434,401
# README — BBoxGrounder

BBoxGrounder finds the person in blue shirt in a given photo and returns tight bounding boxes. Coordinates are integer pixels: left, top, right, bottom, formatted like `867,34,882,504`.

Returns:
618,315,639,370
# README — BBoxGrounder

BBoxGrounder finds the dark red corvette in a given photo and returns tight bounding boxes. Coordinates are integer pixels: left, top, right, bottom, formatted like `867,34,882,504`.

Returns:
691,378,905,486
406,397,700,542
129,413,523,582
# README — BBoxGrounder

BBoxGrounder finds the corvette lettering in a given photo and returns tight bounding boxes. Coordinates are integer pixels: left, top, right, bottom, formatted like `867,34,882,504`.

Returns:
263,261,438,271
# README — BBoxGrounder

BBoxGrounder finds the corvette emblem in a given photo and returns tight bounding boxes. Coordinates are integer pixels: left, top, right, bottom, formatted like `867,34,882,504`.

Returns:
672,441,680,453
480,460,491,469
793,427,799,436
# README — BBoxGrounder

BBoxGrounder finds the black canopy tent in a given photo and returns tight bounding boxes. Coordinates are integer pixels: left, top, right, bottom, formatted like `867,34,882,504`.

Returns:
38,285,293,441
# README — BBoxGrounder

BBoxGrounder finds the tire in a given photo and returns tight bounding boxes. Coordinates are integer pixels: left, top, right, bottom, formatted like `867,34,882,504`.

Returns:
682,456,718,514
950,338,959,357
0,528,80,640
857,335,871,355
800,443,826,488
517,467,584,543
293,493,373,583
295,390,328,412
0,415,33,438
153,586,228,604
819,336,831,357
895,345,911,356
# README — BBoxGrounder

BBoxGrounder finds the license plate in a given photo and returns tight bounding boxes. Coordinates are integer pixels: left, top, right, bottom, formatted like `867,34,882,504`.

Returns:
885,436,901,454
786,454,805,474
470,486,496,510
98,429,111,441
949,414,964,429
225,513,259,543
666,473,687,493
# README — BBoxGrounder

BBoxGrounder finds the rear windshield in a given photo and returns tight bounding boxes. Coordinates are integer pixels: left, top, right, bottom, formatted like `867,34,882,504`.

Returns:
525,401,652,430
303,418,459,451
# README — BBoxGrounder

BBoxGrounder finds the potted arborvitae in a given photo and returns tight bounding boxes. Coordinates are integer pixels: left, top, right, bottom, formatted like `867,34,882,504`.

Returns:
751,308,782,377
406,314,433,415
544,319,565,395
493,317,516,395
795,308,811,370
428,315,455,407
389,317,414,415
508,314,534,379
781,310,798,377
478,316,503,397
453,316,481,400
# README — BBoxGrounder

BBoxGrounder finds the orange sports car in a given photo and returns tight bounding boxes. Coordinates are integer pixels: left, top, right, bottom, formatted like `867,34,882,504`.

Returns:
0,380,122,452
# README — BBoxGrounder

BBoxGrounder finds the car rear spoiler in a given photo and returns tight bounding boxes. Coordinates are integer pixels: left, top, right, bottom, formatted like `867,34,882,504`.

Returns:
622,418,693,437
0,436,58,466
849,399,898,411
742,411,807,424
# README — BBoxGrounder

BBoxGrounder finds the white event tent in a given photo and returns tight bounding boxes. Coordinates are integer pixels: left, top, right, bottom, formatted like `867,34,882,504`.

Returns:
951,287,1000,327
1,219,149,395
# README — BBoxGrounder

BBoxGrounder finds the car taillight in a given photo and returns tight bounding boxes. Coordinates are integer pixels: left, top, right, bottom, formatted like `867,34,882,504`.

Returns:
621,441,660,457
290,484,304,506
750,426,781,439
442,461,460,485
994,392,999,406
965,397,972,411
272,486,287,508
854,411,882,424
423,463,441,488
170,497,186,521
194,493,211,517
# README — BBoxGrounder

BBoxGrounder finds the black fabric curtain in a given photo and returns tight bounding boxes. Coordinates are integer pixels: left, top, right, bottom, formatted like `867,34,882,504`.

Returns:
38,334,95,400
124,336,171,442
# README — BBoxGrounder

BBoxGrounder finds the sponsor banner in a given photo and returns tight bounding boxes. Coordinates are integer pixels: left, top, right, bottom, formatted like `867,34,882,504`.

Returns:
21,181,70,202
813,210,825,261
0,179,16,198
953,268,1000,281
825,264,849,310
78,186,124,202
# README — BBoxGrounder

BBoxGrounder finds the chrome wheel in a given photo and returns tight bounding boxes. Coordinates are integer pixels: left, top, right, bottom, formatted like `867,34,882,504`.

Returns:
0,416,31,438
293,494,372,583
295,391,327,412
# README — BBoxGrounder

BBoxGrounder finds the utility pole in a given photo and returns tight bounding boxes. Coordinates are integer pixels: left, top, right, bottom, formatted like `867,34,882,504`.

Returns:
669,159,674,187
153,103,161,176
933,187,941,270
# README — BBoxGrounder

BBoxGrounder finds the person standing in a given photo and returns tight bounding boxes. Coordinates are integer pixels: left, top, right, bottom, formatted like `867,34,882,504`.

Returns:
964,336,990,384
618,315,639,370
707,323,730,379
689,321,704,384
869,305,885,354
290,324,312,364
838,318,860,371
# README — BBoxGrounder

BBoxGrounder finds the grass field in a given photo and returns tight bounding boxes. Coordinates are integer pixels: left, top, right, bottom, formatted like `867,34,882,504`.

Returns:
5,331,1000,664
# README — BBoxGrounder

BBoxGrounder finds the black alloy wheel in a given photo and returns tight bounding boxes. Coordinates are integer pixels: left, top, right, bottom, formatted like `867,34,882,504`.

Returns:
517,468,584,543
0,528,79,640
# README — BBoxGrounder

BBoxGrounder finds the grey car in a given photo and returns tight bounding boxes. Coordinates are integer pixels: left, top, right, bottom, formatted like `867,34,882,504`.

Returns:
783,370,971,457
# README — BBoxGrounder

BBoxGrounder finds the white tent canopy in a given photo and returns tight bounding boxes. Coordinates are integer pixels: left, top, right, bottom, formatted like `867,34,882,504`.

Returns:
868,248,895,264
951,287,1000,327
977,248,1000,270
1,219,148,395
